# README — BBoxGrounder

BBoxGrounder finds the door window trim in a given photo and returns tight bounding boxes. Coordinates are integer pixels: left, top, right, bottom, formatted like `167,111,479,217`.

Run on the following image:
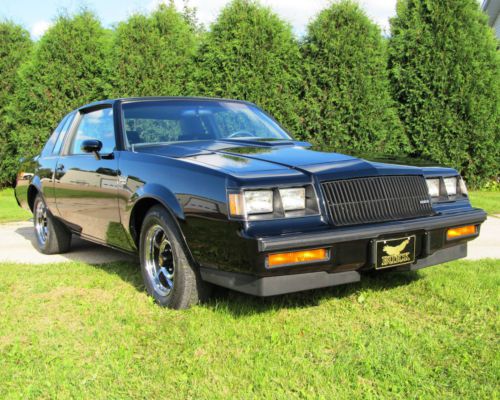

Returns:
52,112,76,155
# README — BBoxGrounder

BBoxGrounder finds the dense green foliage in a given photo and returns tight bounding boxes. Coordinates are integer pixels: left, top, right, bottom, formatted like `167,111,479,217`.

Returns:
0,0,498,187
195,0,302,133
301,1,407,154
5,11,110,165
108,3,197,97
388,0,500,186
0,22,32,186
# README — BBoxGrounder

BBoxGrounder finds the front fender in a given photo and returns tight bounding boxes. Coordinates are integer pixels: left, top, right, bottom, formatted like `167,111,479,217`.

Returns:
118,183,187,253
130,183,184,221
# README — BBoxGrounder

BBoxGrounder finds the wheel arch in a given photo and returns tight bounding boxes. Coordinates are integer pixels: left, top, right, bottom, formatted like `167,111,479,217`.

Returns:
27,178,43,212
128,185,196,265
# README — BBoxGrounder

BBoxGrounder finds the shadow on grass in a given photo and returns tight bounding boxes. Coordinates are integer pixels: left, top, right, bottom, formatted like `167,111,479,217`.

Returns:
204,270,422,317
72,260,422,316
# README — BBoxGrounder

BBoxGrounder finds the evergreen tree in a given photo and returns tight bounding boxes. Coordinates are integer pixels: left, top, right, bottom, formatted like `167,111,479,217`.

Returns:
6,11,110,164
389,0,500,186
108,2,197,97
301,0,406,154
0,21,32,186
195,0,302,133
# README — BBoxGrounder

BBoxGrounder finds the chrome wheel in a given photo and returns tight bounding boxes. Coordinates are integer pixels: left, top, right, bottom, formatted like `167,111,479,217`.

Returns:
35,200,49,246
144,224,175,297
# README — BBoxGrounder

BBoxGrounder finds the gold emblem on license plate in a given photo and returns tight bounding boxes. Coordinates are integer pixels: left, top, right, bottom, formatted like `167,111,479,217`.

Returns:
376,236,416,269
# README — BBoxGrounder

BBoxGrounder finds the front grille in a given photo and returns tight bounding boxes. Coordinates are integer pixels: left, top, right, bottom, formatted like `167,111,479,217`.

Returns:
321,175,433,226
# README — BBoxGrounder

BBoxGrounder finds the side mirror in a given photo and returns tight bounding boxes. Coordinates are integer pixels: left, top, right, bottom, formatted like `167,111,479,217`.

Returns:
81,139,103,160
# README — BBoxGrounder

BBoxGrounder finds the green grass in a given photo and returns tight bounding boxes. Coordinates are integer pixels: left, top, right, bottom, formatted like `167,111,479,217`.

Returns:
0,188,30,223
0,259,498,399
469,191,500,215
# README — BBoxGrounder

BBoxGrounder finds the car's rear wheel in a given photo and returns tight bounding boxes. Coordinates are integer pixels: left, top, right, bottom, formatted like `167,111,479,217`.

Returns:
139,205,211,309
33,193,72,254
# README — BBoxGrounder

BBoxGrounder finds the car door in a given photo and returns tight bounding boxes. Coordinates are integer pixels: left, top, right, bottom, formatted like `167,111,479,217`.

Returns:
54,106,121,244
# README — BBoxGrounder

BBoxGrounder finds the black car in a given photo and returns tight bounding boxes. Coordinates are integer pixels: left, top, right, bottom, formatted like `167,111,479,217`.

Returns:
15,97,486,309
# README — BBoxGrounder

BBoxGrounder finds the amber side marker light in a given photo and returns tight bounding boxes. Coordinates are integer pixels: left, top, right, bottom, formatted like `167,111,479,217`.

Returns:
447,225,477,240
267,248,329,267
229,193,244,217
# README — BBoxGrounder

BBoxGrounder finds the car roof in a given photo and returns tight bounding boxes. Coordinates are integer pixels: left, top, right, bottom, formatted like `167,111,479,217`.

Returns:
78,96,254,111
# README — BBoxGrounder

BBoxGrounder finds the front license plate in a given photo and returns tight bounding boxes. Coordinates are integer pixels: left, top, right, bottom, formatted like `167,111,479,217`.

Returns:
375,235,416,269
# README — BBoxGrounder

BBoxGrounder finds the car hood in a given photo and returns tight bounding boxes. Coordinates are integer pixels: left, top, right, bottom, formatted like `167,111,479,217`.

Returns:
134,139,427,179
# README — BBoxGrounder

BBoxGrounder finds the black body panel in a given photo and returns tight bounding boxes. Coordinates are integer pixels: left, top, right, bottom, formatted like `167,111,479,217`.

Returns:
14,97,486,297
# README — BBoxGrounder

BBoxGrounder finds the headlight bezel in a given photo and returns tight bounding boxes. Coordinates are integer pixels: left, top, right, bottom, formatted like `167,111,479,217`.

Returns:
228,184,319,220
425,175,468,203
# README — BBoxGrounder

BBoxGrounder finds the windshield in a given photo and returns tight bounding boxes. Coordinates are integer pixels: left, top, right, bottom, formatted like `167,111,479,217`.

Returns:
121,100,292,147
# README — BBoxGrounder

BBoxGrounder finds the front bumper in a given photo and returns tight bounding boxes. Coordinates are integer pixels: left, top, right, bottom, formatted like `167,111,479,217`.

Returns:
258,209,486,252
200,208,486,296
200,244,467,296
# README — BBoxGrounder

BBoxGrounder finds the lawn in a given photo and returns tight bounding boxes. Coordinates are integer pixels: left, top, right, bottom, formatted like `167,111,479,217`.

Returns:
0,259,498,399
469,191,500,216
0,188,30,223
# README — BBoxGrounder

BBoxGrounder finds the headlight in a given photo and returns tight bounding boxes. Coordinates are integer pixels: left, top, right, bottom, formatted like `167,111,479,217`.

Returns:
426,178,440,198
459,177,468,196
279,188,305,211
425,176,467,203
228,185,318,219
244,190,274,214
443,177,457,196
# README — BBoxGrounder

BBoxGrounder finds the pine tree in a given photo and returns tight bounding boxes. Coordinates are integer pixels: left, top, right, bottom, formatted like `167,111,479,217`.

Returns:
195,0,302,134
389,0,500,186
301,0,406,155
108,3,197,97
6,11,111,164
0,21,32,186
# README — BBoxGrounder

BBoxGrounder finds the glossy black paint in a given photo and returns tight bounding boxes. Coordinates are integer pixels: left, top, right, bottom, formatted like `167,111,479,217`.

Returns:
15,97,486,286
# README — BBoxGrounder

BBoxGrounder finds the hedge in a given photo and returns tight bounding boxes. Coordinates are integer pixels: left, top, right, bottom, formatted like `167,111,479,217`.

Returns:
4,11,110,165
300,1,408,155
0,21,32,186
0,0,498,187
194,0,302,134
108,3,197,98
388,0,500,186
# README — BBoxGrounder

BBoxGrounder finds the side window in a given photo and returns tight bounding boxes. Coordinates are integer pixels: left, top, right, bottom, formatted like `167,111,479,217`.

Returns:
70,108,115,155
52,112,75,155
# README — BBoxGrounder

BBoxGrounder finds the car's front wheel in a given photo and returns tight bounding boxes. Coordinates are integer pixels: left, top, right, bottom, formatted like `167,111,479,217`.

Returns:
139,205,211,309
33,193,72,254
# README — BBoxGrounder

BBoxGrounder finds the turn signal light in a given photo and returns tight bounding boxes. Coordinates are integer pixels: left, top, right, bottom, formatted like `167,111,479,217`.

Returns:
229,193,244,217
447,225,477,240
267,248,329,267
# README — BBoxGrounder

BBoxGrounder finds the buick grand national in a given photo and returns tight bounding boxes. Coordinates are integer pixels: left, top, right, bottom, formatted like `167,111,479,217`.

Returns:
15,97,486,309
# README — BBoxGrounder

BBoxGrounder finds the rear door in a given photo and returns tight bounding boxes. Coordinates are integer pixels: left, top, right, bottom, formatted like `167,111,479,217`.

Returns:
54,106,121,243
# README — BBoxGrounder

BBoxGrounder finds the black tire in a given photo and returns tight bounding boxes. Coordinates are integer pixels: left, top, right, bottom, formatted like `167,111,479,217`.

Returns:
139,205,211,309
33,193,72,254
